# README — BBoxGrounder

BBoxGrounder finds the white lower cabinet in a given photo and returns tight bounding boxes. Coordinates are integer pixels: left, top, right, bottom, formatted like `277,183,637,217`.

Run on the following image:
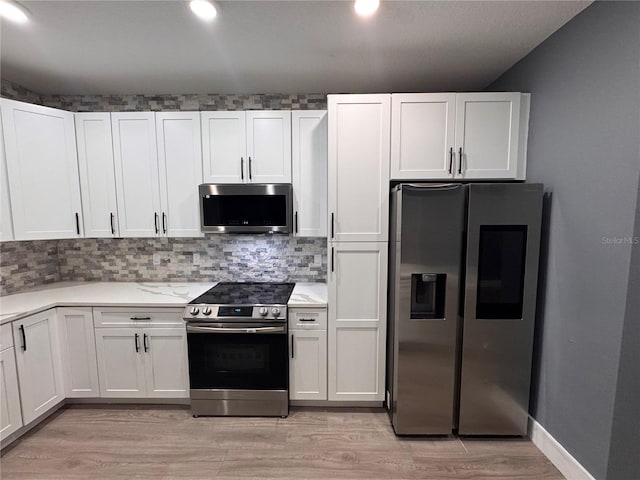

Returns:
0,324,22,440
12,310,64,425
328,242,387,401
94,310,188,399
289,307,327,401
57,308,100,397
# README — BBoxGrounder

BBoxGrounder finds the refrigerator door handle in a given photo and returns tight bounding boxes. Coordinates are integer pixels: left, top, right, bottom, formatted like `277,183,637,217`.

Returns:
400,183,463,191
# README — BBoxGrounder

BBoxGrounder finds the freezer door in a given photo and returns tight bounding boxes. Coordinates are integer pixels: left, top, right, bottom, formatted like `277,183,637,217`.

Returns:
459,183,543,435
389,183,466,434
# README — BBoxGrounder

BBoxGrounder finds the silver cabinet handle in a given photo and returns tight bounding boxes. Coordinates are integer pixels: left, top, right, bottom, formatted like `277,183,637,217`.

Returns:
186,325,285,334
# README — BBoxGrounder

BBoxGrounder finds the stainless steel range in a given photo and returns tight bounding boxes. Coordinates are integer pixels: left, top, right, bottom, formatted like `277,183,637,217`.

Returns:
183,282,294,417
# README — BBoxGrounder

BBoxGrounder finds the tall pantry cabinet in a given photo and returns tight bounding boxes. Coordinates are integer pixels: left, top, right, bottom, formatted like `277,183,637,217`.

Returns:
327,94,390,402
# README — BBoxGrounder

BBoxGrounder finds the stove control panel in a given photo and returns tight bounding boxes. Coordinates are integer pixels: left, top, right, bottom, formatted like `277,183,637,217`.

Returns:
184,304,287,322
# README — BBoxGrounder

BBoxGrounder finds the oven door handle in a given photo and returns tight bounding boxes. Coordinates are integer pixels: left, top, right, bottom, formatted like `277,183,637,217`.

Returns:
186,325,286,334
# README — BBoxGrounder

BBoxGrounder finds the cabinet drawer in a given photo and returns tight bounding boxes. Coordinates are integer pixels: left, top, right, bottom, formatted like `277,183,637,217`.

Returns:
0,323,14,351
289,308,327,330
93,308,184,328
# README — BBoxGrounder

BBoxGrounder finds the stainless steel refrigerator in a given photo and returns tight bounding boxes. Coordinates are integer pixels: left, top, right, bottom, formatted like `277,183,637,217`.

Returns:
387,183,543,435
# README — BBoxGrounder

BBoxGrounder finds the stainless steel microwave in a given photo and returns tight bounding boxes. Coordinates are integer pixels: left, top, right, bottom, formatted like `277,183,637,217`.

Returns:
199,184,292,234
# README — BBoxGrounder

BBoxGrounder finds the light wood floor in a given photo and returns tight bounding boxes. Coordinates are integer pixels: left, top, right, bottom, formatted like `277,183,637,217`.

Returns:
0,406,564,479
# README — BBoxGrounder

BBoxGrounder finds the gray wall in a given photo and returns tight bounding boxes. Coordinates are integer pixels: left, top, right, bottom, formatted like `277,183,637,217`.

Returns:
606,180,640,480
488,2,640,479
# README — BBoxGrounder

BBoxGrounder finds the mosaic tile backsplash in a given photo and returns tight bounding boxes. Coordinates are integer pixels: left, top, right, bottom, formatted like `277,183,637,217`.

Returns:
1,241,61,295
1,79,327,112
1,236,327,296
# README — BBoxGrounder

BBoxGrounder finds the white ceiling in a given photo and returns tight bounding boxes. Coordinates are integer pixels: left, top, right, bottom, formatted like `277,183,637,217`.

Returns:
0,0,591,95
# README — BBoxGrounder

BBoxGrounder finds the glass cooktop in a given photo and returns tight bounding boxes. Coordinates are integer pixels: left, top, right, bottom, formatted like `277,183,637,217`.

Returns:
189,282,295,306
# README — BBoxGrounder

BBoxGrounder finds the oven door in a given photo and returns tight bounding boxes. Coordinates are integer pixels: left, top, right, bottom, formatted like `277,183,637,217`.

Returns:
186,323,288,391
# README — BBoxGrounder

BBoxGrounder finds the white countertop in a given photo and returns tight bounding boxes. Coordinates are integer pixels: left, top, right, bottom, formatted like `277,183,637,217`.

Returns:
0,281,327,324
288,283,328,307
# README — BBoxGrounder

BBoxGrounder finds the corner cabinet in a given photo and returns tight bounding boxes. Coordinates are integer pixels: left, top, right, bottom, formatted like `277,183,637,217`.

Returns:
93,308,188,398
57,307,100,398
201,110,292,184
328,95,390,242
0,99,83,240
390,92,529,181
0,115,14,241
328,242,387,401
12,310,65,425
292,110,327,237
0,324,22,441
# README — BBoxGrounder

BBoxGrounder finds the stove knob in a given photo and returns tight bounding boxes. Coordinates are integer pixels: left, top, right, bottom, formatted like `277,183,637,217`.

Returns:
259,307,268,316
271,307,281,317
202,307,212,316
189,307,199,316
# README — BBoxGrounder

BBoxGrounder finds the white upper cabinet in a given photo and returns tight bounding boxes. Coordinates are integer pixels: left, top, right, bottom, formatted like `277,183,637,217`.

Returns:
246,111,292,183
391,93,456,180
75,113,120,237
156,112,203,237
1,99,83,240
292,110,327,237
111,112,162,237
201,110,292,184
455,92,524,180
390,92,528,180
201,111,247,184
0,115,14,241
328,94,390,242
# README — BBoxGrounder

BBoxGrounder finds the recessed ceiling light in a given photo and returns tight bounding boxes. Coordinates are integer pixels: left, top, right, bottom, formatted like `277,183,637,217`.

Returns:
190,0,219,21
0,0,29,24
354,0,379,17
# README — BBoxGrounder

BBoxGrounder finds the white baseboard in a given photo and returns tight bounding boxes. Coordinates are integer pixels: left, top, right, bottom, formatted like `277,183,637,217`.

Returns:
528,416,597,480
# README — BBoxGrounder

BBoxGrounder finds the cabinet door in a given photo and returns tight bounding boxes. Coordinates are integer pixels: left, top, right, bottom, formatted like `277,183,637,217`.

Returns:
391,93,456,180
94,328,146,397
201,111,247,183
292,110,327,237
57,307,100,398
246,111,292,183
328,242,387,401
13,310,64,424
0,114,14,241
142,328,189,398
1,99,83,240
75,113,119,237
156,112,203,237
454,93,521,180
0,347,23,440
112,112,162,237
328,95,390,242
290,329,327,401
